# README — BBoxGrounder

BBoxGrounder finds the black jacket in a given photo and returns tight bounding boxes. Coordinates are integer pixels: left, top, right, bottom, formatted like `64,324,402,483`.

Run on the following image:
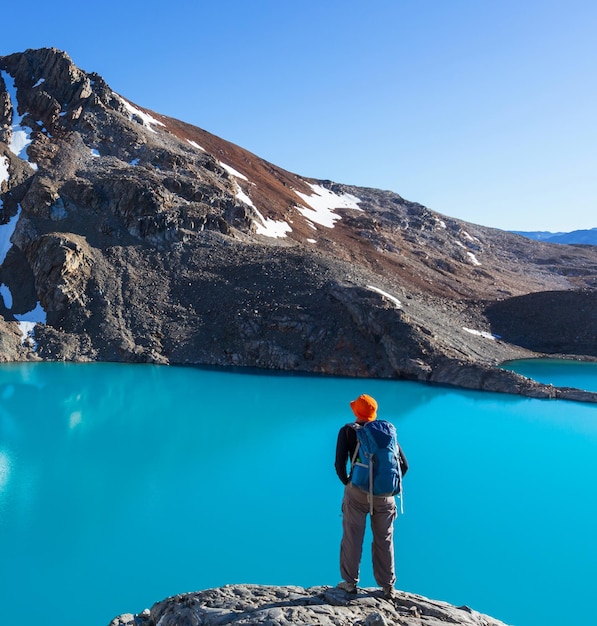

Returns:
335,421,409,485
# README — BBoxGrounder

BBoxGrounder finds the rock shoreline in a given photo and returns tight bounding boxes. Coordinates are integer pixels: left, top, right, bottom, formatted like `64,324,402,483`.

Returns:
109,584,510,626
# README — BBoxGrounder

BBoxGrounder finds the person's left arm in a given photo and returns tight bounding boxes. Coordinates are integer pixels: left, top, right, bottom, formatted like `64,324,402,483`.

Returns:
334,426,350,484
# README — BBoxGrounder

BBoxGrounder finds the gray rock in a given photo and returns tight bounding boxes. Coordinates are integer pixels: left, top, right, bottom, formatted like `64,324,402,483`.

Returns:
109,584,510,626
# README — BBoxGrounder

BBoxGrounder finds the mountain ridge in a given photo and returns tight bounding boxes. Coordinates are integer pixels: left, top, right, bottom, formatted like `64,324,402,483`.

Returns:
1,47,597,401
513,227,597,245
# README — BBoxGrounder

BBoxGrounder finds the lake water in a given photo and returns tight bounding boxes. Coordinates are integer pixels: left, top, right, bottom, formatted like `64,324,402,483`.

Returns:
502,358,597,393
0,361,596,626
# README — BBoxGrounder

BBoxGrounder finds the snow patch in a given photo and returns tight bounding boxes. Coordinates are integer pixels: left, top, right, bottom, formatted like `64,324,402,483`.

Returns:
14,301,47,348
235,185,256,209
233,182,291,238
466,252,481,266
367,285,402,309
253,208,292,238
9,128,32,161
295,183,361,228
463,327,498,340
306,238,317,244
0,156,9,188
33,78,45,88
187,140,205,151
0,206,21,265
129,158,140,166
220,161,248,181
90,148,100,157
116,95,165,133
0,70,37,167
462,231,480,243
17,321,36,344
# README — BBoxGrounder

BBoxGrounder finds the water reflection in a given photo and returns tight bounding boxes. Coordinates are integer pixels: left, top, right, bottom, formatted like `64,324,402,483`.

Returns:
0,449,10,491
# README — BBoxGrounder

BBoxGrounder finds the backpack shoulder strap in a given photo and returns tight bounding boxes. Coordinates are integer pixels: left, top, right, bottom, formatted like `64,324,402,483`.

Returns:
349,422,362,468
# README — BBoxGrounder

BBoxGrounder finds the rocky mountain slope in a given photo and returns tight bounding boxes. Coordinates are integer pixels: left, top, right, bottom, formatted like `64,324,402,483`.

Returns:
109,584,509,626
1,48,597,400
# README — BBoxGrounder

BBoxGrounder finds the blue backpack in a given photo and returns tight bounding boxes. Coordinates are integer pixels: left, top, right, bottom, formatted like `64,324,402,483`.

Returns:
350,420,404,513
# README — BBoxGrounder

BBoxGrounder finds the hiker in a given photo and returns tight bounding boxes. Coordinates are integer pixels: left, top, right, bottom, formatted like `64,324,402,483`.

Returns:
335,394,408,599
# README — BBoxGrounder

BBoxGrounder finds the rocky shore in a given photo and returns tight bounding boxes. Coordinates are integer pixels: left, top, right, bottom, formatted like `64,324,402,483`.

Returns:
109,584,509,626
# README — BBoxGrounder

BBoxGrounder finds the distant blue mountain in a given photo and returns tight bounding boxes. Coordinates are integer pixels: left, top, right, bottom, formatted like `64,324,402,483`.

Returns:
513,228,597,245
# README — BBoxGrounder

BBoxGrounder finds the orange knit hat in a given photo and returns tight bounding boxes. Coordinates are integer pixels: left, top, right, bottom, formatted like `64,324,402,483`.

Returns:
350,394,378,422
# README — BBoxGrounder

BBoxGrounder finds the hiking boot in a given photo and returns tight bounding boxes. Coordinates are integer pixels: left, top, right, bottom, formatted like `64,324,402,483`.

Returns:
382,586,396,600
336,581,357,594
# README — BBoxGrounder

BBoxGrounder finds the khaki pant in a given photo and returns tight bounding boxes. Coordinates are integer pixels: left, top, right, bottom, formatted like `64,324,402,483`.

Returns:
340,482,397,588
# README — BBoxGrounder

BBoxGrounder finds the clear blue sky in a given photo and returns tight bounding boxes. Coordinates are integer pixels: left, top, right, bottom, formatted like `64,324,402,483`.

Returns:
2,0,596,232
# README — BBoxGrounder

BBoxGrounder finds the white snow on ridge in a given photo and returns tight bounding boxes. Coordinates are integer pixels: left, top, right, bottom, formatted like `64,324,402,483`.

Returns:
187,139,205,151
0,259,46,347
295,183,362,228
11,129,32,159
237,187,255,208
220,161,248,181
16,321,36,346
14,301,47,348
462,230,480,243
253,207,292,238
0,156,9,188
116,95,165,133
0,206,21,265
467,252,481,266
463,327,498,340
232,181,291,239
455,240,481,265
213,157,291,239
0,70,36,166
367,285,402,309
33,78,45,88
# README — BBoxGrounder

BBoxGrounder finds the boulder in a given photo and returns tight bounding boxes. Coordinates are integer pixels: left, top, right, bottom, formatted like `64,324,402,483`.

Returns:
109,584,510,626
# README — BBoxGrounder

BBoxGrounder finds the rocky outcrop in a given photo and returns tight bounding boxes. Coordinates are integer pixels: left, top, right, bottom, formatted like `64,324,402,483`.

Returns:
109,585,509,626
1,48,597,400
485,290,597,356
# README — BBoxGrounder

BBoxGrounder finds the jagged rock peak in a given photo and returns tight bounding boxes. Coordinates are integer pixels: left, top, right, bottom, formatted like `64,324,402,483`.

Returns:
2,47,85,91
0,48,111,130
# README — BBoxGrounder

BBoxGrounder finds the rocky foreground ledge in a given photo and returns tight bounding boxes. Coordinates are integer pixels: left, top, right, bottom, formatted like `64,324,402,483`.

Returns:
109,584,509,626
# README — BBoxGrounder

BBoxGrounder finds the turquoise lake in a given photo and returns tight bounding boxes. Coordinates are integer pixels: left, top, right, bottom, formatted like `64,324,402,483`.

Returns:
0,361,596,626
